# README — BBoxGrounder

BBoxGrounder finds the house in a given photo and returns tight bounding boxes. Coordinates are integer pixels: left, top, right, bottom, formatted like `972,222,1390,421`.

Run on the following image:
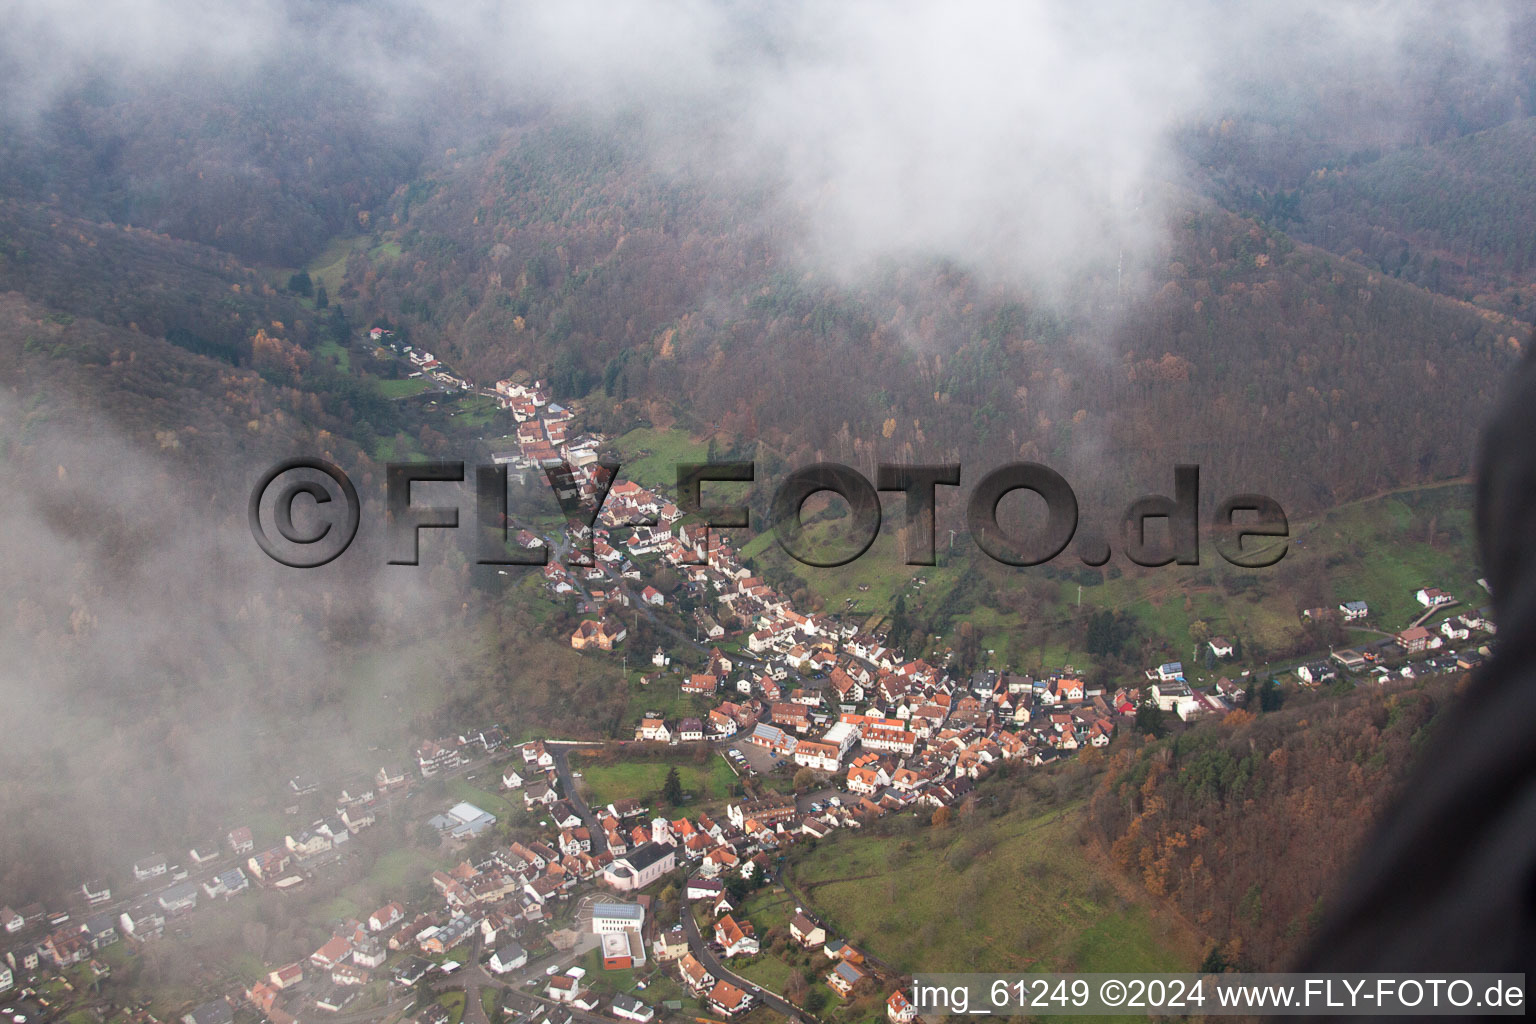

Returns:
202,868,250,899
682,674,719,696
157,883,198,915
1339,600,1369,621
368,902,405,933
829,957,866,994
247,847,291,882
416,739,465,777
678,953,714,995
389,958,429,986
546,973,585,1003
133,854,169,882
827,960,866,997
611,993,655,1023
1441,618,1471,641
571,618,627,651
707,980,754,1016
524,782,559,808
353,940,386,969
488,943,528,974
1398,626,1432,653
635,717,672,743
678,717,704,742
652,924,689,962
81,880,112,906
331,962,371,987
790,912,826,948
1295,662,1336,685
81,913,118,948
501,767,525,789
1416,588,1455,608
714,914,759,957
686,876,724,902
640,586,664,606
285,829,332,859
888,990,919,1022
226,826,255,855
0,907,23,935
311,935,353,970
315,985,359,1012
1207,637,1235,659
1149,681,1192,712
375,765,409,792
182,1000,234,1024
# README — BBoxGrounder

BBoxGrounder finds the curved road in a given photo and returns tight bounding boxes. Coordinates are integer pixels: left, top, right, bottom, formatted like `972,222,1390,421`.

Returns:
679,900,817,1024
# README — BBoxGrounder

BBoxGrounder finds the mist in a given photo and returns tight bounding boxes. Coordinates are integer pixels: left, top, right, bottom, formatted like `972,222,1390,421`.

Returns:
2,0,1525,293
0,0,1526,904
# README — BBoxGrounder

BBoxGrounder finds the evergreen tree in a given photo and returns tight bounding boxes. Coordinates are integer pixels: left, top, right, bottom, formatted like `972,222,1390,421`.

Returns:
661,766,683,806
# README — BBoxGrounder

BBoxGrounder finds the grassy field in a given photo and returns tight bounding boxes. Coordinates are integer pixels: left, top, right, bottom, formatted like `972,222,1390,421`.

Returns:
369,846,445,891
315,338,351,373
379,377,433,399
446,393,503,429
574,754,738,809
621,675,717,731
612,427,711,490
305,233,368,294
787,801,1200,975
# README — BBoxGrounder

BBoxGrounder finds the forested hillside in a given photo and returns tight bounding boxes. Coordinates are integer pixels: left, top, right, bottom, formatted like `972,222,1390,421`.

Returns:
0,61,433,265
1287,119,1536,312
1086,676,1461,969
335,124,1527,516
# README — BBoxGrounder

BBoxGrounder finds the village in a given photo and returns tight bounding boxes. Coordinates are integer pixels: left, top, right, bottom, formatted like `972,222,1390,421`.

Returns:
0,341,1499,1024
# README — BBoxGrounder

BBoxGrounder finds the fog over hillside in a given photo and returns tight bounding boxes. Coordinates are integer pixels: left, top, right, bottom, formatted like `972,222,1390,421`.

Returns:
4,0,1528,291
0,0,1528,961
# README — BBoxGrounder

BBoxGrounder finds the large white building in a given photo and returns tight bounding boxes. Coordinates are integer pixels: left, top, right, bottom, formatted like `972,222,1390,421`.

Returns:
602,842,676,892
428,802,497,839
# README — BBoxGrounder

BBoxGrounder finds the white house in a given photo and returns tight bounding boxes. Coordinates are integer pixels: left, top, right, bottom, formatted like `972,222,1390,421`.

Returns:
1416,588,1455,608
1440,619,1471,641
1339,601,1369,621
488,943,528,974
612,994,655,1023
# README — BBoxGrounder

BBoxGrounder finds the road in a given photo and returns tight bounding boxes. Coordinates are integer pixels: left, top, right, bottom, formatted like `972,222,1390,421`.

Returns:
548,747,609,856
679,901,815,1023
456,936,611,1024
